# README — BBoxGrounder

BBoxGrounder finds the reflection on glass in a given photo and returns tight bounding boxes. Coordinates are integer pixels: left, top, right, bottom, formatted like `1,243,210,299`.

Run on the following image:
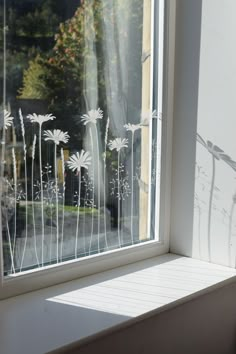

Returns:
0,0,157,274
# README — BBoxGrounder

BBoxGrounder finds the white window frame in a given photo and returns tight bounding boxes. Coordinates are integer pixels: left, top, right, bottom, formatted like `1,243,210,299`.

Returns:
0,0,175,300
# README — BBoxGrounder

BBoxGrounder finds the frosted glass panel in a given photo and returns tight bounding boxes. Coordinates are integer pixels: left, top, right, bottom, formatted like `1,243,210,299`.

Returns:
0,0,158,274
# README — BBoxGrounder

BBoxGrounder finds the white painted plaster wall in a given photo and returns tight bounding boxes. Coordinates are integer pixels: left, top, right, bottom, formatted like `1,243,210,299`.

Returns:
171,0,236,267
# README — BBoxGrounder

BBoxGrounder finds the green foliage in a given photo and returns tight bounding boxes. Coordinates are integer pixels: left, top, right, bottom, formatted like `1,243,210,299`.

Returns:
18,55,49,99
18,0,143,123
49,0,143,107
8,1,60,38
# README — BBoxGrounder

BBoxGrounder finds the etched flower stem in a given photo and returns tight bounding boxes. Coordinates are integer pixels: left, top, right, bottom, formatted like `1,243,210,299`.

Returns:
49,205,53,264
39,124,44,266
103,117,109,250
118,150,121,247
208,155,215,262
103,158,108,250
108,139,128,247
89,128,95,254
131,132,134,244
82,176,87,255
75,173,81,258
20,110,28,271
1,4,7,272
12,148,17,259
96,127,100,252
31,136,39,267
60,148,65,262
54,143,59,263
1,0,6,169
6,211,15,274
1,2,14,274
45,167,53,264
124,126,140,244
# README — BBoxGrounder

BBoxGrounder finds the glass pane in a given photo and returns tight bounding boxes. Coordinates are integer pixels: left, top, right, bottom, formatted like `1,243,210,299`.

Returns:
0,0,158,275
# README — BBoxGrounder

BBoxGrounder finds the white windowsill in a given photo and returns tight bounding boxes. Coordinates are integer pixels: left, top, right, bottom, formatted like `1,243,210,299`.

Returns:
0,253,236,354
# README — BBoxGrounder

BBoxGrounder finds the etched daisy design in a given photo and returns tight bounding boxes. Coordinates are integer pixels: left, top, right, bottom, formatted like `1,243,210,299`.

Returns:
1,110,14,130
43,129,69,262
68,149,91,258
67,150,91,173
27,113,56,126
26,112,55,266
81,108,103,125
81,108,103,245
124,123,141,133
44,129,70,145
124,123,141,244
108,137,128,248
108,138,128,152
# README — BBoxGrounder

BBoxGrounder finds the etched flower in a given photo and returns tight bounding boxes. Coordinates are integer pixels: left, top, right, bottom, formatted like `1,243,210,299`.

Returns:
27,113,56,126
81,108,103,125
124,123,141,133
19,109,25,137
32,135,37,160
1,110,14,130
44,129,70,145
108,138,128,152
67,150,91,173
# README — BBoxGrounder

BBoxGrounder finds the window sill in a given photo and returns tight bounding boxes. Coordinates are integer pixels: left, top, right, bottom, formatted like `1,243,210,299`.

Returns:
0,253,235,354
1,240,168,299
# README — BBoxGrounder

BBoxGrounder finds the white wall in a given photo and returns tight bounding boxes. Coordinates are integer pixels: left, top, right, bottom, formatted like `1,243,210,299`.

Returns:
170,0,236,267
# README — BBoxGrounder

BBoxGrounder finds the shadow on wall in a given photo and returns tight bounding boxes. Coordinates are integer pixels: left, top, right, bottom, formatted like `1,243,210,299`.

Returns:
194,133,236,267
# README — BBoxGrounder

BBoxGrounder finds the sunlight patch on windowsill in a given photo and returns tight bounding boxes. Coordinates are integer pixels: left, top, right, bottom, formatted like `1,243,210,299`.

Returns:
47,253,236,318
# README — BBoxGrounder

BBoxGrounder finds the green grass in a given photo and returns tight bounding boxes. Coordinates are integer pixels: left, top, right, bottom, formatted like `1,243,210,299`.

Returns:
18,203,98,216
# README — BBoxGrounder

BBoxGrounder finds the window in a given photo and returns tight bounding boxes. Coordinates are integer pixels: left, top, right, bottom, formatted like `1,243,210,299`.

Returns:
0,0,171,298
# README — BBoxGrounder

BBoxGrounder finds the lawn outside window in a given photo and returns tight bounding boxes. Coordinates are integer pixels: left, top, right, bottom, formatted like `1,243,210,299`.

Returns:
0,0,175,299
